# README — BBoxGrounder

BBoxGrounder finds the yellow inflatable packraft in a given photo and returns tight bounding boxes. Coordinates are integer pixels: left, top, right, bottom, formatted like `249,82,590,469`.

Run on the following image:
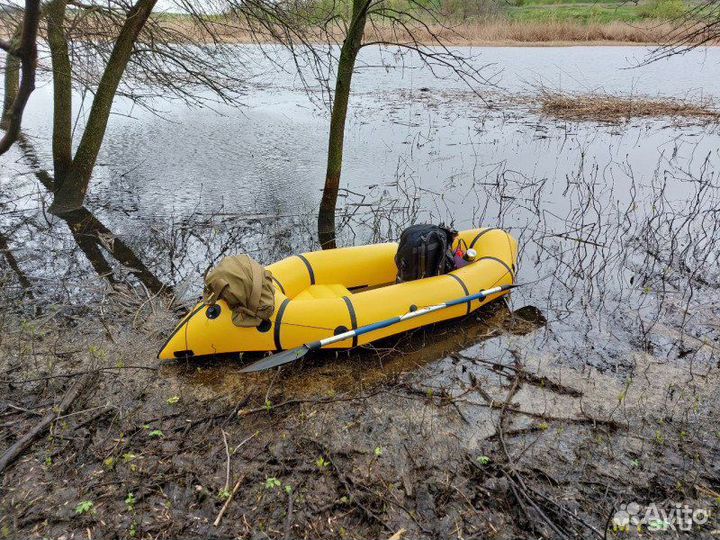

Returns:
158,228,517,359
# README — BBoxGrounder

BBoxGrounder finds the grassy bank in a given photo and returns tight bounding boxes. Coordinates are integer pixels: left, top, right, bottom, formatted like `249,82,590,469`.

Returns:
505,0,687,24
363,19,676,45
156,17,682,47
154,0,698,46
1,0,704,46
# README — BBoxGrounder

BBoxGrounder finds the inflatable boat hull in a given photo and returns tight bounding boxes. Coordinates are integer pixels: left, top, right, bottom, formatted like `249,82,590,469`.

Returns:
158,228,517,359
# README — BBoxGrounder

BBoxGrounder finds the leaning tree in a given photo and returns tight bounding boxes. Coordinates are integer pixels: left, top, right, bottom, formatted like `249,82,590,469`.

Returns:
0,0,271,293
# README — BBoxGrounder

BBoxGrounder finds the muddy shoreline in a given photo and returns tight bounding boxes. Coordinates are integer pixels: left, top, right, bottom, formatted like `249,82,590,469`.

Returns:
1,283,719,538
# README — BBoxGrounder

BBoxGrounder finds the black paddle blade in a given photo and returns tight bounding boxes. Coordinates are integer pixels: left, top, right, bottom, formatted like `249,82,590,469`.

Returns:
240,345,311,373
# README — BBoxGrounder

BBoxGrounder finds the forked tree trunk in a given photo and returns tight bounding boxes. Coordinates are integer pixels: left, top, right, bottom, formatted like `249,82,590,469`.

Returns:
48,0,158,215
318,0,368,249
0,0,40,155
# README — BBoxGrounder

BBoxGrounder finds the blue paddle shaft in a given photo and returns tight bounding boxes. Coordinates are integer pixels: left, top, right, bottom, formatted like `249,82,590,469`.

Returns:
241,283,517,372
355,290,486,335
315,284,514,349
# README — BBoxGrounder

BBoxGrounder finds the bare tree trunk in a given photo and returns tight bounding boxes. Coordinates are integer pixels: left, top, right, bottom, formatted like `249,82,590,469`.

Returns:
50,0,158,215
46,0,73,181
0,0,40,156
1,27,21,127
318,0,368,249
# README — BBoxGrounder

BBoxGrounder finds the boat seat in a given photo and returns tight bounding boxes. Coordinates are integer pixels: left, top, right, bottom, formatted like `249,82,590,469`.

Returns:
293,283,352,301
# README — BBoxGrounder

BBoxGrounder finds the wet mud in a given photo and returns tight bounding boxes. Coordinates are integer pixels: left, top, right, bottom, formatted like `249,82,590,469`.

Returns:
1,279,719,538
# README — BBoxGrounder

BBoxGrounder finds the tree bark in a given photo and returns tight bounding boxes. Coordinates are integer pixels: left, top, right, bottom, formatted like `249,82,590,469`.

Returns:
318,0,369,249
50,0,158,215
0,0,40,156
46,0,73,181
1,27,21,127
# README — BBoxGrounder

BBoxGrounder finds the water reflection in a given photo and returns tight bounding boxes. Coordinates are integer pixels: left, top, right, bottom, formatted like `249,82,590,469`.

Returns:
167,300,546,401
0,137,170,305
59,207,168,295
2,129,717,379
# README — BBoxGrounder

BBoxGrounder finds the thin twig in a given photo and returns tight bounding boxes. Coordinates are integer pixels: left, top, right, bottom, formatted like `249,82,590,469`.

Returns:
221,429,231,493
213,473,248,527
232,431,259,454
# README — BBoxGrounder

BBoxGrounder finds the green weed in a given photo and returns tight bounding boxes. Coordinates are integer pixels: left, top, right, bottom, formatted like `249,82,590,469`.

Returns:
74,500,95,515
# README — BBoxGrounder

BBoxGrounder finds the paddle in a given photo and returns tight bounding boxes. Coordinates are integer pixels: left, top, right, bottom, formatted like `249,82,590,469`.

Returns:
240,283,518,373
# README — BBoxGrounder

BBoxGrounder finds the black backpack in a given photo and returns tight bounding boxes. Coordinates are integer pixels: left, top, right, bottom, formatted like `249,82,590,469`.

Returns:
395,224,457,282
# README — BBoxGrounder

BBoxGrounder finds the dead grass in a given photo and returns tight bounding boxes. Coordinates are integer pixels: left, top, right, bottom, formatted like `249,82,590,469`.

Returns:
539,91,720,122
365,20,680,46
158,18,698,46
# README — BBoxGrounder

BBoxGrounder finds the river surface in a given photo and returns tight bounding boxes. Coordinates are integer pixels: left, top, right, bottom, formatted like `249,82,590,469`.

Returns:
1,45,719,374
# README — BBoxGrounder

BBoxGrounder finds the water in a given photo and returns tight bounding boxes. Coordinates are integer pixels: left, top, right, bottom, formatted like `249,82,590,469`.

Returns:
1,45,719,374
11,45,720,217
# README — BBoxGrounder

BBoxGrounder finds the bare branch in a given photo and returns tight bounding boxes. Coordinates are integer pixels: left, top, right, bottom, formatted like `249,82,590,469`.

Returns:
645,1,720,62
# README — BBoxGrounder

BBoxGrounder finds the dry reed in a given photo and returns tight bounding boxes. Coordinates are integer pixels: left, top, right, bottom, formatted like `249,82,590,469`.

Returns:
539,91,720,122
365,20,680,46
156,19,696,46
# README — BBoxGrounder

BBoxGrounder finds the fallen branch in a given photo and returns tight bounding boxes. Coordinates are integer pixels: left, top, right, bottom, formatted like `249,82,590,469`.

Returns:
0,372,96,474
213,473,248,527
0,365,158,385
453,353,583,397
213,431,257,527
